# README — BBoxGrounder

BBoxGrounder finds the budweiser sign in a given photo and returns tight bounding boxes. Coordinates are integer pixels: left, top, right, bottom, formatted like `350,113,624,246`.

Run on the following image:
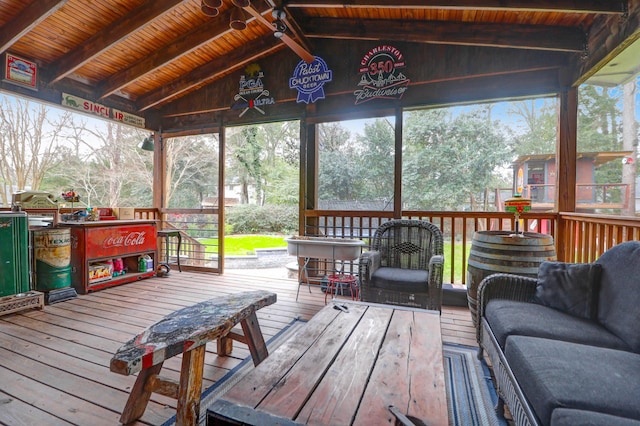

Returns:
353,44,410,105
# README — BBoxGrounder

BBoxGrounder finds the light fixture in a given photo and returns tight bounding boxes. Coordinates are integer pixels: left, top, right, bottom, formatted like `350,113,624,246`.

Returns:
231,0,250,7
201,3,219,17
229,6,247,30
203,0,222,7
272,9,287,38
140,134,154,152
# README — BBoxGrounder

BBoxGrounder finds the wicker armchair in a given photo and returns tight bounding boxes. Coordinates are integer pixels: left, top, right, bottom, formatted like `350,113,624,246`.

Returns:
358,219,444,311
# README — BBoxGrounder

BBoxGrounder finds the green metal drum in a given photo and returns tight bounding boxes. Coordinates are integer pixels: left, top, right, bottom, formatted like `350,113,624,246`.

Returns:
33,228,72,291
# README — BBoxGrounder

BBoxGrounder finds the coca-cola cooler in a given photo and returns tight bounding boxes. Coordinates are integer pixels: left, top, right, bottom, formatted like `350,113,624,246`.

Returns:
61,220,157,294
0,212,30,297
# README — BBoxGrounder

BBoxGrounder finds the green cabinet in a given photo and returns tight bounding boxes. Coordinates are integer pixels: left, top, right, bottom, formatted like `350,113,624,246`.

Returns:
0,212,30,297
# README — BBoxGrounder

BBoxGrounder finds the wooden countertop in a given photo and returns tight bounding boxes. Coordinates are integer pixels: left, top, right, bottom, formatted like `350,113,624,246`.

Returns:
58,219,157,227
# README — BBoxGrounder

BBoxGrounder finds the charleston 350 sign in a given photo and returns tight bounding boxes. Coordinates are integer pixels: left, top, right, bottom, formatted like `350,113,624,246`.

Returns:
354,45,410,105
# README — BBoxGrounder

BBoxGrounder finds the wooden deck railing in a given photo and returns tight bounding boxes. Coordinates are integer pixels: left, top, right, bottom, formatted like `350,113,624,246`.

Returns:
559,212,640,263
303,209,640,284
303,210,557,285
5,207,638,281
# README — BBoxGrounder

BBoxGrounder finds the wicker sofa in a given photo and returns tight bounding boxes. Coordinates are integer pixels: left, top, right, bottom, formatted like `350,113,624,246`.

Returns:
358,219,444,311
477,241,640,426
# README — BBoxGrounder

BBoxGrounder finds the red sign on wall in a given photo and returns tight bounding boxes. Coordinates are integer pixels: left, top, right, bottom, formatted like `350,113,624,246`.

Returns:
5,53,37,89
85,224,157,258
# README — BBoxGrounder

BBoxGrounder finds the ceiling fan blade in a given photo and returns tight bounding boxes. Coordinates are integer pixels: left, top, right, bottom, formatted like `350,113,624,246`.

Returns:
243,4,314,63
279,33,315,63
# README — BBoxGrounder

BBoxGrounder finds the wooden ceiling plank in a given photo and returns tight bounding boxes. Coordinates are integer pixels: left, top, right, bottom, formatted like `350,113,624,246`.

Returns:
303,18,586,52
285,0,626,14
47,0,185,84
0,0,69,54
136,35,283,111
99,10,237,99
99,1,277,99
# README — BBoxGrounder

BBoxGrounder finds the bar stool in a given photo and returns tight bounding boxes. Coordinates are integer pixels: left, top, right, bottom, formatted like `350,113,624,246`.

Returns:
157,230,182,272
324,274,358,304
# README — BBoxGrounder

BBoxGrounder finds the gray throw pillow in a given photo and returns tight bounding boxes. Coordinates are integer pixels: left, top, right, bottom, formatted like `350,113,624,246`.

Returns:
533,261,602,319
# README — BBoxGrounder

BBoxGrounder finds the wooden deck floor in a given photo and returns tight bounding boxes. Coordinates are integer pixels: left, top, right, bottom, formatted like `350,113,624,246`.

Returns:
0,269,476,425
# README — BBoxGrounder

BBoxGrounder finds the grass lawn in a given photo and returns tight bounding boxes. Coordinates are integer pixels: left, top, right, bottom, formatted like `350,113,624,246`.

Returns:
204,235,470,283
205,235,288,256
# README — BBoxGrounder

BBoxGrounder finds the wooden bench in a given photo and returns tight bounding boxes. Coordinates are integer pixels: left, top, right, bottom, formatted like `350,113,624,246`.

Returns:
110,290,277,425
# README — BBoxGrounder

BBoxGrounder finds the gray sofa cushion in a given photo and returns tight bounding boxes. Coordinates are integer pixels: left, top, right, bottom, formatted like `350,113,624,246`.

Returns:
505,336,640,425
596,241,640,352
485,299,630,351
551,408,640,426
370,267,428,292
533,261,601,319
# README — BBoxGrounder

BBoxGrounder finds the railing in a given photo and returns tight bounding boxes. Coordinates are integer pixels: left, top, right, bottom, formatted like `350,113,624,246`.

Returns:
160,208,220,272
522,183,630,210
559,212,640,263
6,206,639,280
303,210,558,285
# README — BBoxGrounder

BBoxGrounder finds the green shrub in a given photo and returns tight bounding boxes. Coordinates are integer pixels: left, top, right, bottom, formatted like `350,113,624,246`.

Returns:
225,204,298,234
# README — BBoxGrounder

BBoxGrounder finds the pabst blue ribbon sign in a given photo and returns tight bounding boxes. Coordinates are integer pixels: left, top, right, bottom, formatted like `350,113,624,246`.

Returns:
354,45,410,105
231,63,275,117
289,56,332,104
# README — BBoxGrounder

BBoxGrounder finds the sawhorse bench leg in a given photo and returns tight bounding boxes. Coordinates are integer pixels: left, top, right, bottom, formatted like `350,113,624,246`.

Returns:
120,314,268,425
217,312,269,366
120,344,208,425
111,291,277,426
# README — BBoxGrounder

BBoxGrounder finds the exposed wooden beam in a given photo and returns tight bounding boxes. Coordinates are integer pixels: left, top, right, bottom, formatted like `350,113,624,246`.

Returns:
99,9,238,99
136,35,283,111
302,18,586,52
100,1,276,99
0,0,69,54
47,0,185,84
286,0,626,14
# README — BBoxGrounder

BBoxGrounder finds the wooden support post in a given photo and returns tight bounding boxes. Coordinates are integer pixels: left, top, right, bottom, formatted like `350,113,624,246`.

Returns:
176,345,207,426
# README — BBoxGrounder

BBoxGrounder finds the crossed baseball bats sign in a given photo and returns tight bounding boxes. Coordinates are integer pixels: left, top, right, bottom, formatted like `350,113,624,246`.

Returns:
234,89,270,117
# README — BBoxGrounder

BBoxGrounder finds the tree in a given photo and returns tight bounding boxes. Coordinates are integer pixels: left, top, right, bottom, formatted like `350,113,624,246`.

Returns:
317,122,358,202
508,98,557,156
226,126,263,204
256,122,299,205
0,96,71,206
402,107,510,210
42,120,153,208
622,80,637,216
353,118,395,202
164,135,219,208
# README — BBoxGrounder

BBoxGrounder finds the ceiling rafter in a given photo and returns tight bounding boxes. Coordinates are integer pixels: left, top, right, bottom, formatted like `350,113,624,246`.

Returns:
99,9,239,99
99,1,277,100
302,18,586,52
285,0,627,14
47,0,185,84
0,0,69,54
136,34,284,111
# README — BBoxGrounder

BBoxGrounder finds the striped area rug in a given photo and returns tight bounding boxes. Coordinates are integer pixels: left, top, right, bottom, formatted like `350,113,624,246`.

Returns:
443,343,507,426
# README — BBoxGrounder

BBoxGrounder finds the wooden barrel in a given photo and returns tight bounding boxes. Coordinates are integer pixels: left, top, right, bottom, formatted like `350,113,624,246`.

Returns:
33,228,72,292
467,231,556,326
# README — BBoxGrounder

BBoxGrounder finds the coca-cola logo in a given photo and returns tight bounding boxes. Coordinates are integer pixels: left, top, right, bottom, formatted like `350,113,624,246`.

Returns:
103,232,146,249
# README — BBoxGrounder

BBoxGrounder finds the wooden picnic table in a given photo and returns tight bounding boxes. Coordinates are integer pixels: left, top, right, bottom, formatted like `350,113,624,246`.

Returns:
207,300,448,426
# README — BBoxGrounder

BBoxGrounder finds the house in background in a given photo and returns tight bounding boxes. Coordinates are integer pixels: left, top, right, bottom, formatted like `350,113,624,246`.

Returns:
512,152,634,212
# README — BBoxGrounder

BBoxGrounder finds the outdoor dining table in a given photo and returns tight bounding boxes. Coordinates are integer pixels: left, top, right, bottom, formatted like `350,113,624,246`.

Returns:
207,300,448,425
